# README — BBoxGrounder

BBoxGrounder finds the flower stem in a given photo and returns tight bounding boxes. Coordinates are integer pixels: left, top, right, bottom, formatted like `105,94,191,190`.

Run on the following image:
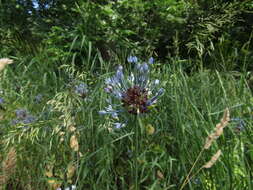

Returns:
134,114,139,190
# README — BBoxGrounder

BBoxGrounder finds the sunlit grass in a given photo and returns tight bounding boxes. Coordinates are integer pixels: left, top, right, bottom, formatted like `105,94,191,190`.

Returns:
0,52,252,190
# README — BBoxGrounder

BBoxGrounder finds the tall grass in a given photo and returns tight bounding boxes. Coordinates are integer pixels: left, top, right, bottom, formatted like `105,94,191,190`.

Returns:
0,45,252,190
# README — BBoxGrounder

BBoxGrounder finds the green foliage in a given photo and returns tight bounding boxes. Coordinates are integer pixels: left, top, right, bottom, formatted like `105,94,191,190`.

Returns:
74,0,188,58
0,1,253,188
0,53,253,189
1,0,253,70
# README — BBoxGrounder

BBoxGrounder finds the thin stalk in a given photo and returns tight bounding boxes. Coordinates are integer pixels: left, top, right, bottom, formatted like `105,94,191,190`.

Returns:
179,148,205,190
183,166,204,187
134,113,139,190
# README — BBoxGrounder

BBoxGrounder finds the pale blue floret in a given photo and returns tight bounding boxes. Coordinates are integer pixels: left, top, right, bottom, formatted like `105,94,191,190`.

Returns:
13,109,36,125
15,109,28,119
139,63,149,73
135,62,149,73
116,65,124,81
127,56,138,63
146,88,165,106
99,105,119,118
230,118,246,132
34,94,43,103
148,57,154,64
104,86,112,93
0,97,4,104
23,115,36,124
113,90,123,99
74,83,88,96
114,122,126,129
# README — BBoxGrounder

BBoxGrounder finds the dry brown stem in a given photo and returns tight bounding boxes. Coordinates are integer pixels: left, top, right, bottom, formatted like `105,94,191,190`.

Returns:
204,108,230,149
203,150,222,168
70,135,79,152
0,148,17,188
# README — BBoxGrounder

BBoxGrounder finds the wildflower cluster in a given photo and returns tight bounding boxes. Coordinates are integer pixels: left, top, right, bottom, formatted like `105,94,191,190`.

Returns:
230,118,246,133
99,56,164,120
11,109,36,125
74,83,88,98
0,97,4,104
34,94,43,103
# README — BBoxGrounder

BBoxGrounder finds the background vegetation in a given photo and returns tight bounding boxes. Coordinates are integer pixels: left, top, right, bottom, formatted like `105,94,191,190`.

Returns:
0,0,253,189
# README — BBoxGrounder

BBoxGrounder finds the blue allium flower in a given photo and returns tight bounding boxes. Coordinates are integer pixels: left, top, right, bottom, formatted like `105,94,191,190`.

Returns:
0,97,4,104
11,119,20,125
148,57,154,64
34,94,43,103
100,57,164,117
74,83,88,98
23,115,36,124
127,56,138,63
230,118,246,133
13,109,36,125
99,105,120,119
114,122,126,129
15,109,28,119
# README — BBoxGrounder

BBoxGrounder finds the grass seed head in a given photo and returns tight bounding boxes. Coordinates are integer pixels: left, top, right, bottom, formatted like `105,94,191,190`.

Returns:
67,163,76,180
0,58,13,71
70,135,79,152
203,150,222,168
157,170,164,180
204,108,230,149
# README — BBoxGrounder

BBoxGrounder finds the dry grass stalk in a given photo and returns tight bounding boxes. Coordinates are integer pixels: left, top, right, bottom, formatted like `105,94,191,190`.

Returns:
70,135,79,152
67,162,76,180
180,109,229,190
203,150,222,168
45,165,62,189
0,58,13,71
0,148,17,187
68,125,76,132
156,170,164,180
204,108,230,149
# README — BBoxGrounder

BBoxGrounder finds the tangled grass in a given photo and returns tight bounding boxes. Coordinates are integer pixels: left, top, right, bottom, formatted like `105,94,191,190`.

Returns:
0,54,252,190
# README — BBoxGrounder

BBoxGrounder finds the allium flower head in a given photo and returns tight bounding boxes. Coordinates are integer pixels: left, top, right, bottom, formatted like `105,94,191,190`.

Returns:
114,122,126,129
0,97,4,104
23,115,36,124
148,57,154,64
15,109,28,119
100,57,164,117
231,118,246,133
127,56,138,63
13,109,36,125
74,83,88,98
0,58,13,71
34,94,43,103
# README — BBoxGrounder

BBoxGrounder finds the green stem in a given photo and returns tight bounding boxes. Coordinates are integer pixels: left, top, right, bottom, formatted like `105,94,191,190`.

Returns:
134,114,139,190
179,148,205,190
